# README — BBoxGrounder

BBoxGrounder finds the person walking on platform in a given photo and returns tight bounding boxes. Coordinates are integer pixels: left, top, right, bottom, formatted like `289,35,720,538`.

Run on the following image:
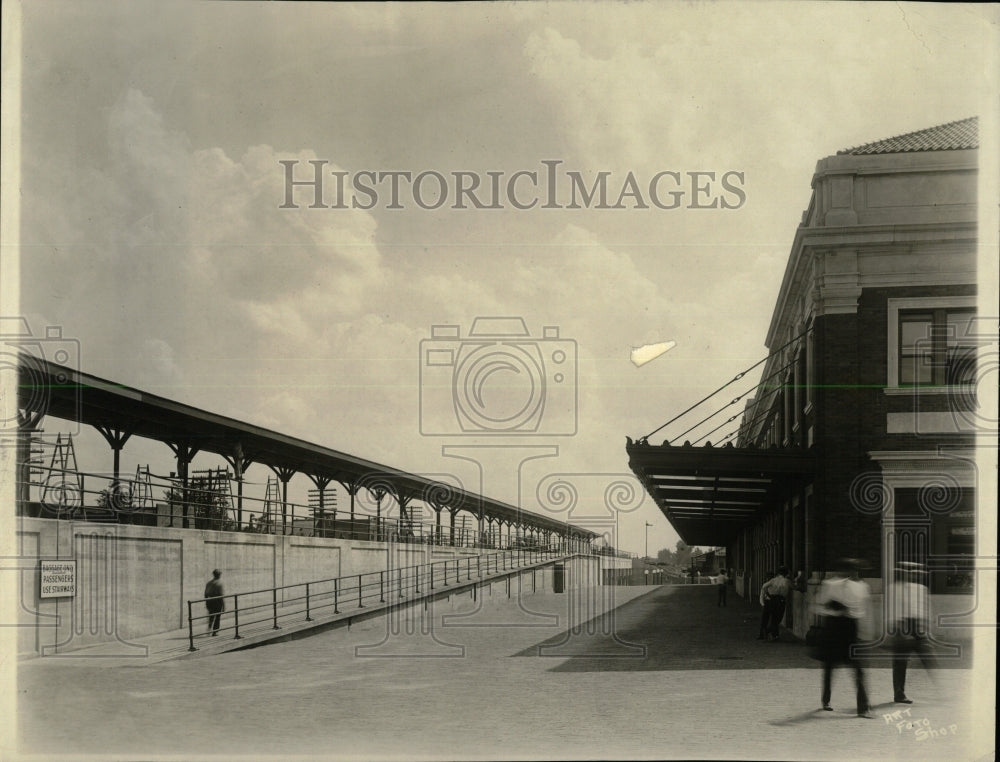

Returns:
762,567,791,641
205,569,225,636
814,559,873,718
890,562,937,704
757,570,774,639
716,568,729,607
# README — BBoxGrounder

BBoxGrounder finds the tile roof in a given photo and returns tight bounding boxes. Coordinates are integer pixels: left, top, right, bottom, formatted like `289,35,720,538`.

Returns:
838,116,978,155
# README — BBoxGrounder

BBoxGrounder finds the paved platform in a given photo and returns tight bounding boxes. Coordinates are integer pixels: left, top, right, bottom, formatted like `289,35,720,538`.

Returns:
12,585,992,761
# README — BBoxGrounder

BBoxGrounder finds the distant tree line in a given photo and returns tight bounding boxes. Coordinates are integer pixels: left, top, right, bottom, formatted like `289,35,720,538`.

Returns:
655,540,701,568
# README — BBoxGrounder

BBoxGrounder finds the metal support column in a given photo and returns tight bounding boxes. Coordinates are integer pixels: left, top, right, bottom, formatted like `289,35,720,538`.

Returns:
223,443,254,529
307,474,334,538
166,440,199,528
95,425,132,485
270,466,296,536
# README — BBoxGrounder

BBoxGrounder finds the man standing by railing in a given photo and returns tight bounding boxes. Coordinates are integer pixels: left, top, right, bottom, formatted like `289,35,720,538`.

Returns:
204,569,225,636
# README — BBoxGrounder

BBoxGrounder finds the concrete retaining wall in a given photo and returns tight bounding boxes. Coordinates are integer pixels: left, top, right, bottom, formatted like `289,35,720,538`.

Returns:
16,517,570,657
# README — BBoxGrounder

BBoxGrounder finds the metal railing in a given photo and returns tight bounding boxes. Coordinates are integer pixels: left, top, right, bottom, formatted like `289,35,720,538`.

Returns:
186,544,568,651
590,546,637,559
17,463,593,552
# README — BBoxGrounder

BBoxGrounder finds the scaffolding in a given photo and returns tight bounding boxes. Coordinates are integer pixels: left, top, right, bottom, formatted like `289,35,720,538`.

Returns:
132,465,155,511
39,433,83,514
308,486,337,537
256,476,281,534
404,503,423,537
186,467,236,530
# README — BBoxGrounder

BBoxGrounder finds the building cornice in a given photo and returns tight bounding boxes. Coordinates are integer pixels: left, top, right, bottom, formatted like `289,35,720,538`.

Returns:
765,219,978,350
868,449,977,489
764,143,977,353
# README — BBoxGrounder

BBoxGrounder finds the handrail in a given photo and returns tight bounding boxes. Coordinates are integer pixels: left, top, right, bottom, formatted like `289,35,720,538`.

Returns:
186,543,570,651
18,464,591,552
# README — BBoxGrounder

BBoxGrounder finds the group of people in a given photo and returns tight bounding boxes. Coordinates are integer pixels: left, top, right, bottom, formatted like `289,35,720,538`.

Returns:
728,560,935,718
759,558,937,718
206,557,938,717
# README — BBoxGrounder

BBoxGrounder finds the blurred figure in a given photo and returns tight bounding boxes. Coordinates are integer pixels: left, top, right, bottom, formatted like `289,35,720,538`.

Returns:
786,569,807,628
890,561,936,704
793,570,807,593
814,559,873,718
716,568,728,607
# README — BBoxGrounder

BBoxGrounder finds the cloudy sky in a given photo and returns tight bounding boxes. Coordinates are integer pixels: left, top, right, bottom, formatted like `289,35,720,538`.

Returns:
8,1,997,554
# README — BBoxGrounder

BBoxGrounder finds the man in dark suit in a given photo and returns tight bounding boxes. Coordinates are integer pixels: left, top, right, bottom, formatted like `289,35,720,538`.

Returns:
205,569,225,636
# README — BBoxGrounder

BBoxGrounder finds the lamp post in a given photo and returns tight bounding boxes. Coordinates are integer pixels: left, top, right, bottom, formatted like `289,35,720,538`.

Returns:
644,522,652,560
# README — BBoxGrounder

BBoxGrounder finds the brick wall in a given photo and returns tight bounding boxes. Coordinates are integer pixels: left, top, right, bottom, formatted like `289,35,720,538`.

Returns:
808,283,977,572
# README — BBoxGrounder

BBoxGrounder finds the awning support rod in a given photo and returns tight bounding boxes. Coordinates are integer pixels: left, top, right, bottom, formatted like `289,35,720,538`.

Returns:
639,327,810,443
670,356,795,445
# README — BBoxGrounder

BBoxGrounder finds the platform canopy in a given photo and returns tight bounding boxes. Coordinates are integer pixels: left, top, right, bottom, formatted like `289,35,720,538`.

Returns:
626,437,814,547
16,355,594,537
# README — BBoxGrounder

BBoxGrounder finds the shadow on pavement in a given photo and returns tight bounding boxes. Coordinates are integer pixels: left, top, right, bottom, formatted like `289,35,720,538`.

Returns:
515,586,974,672
768,701,900,726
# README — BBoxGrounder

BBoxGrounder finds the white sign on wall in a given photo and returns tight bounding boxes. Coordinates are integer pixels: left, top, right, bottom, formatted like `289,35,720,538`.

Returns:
40,560,77,598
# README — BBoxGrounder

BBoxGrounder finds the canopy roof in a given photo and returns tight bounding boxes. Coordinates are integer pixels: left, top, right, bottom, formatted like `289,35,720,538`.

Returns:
17,356,593,536
627,437,814,546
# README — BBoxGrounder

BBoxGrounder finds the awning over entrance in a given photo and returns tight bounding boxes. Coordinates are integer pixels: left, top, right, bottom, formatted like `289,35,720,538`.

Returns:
626,437,814,547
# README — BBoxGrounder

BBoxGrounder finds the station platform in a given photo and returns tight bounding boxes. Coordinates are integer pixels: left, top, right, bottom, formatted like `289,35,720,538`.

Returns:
14,584,990,761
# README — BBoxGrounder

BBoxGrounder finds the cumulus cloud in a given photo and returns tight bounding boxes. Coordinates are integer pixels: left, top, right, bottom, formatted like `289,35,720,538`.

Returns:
15,66,782,525
139,338,183,390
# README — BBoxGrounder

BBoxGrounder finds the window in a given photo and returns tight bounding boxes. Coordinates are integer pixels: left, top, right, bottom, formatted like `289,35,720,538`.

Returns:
894,487,974,595
898,308,976,386
886,296,977,390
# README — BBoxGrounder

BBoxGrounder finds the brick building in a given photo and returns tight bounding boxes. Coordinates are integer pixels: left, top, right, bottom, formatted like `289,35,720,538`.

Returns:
628,117,985,635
